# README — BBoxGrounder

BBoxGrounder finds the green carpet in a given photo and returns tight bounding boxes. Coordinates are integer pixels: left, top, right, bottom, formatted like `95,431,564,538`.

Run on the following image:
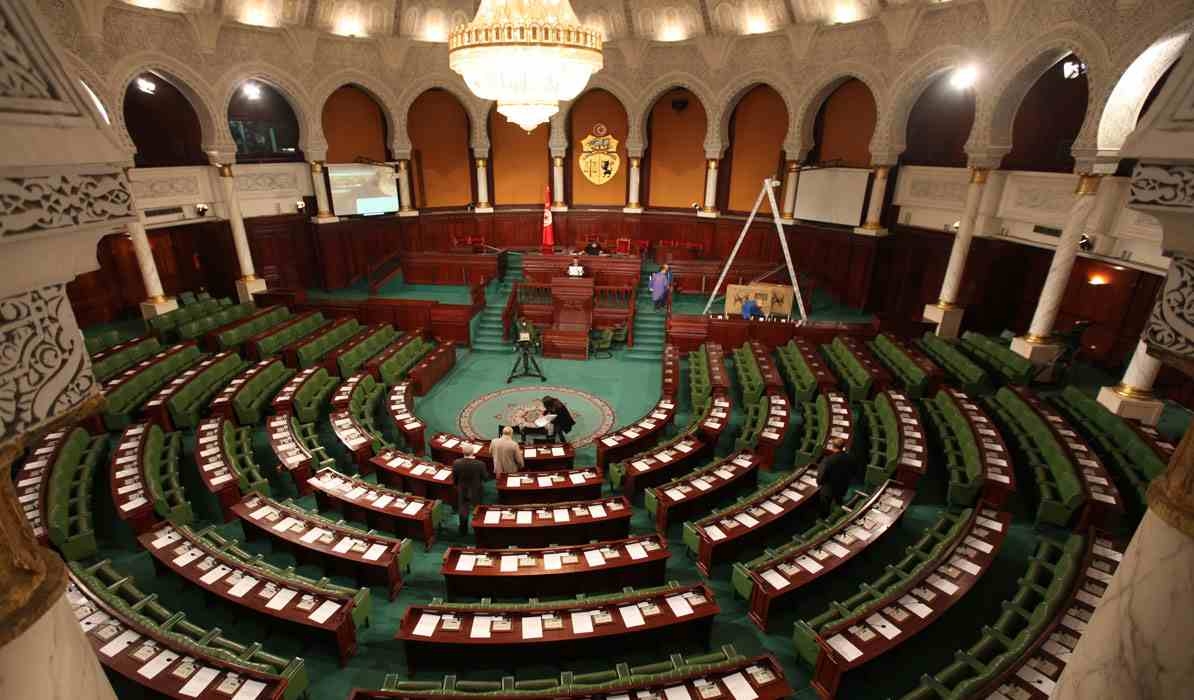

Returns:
306,276,472,304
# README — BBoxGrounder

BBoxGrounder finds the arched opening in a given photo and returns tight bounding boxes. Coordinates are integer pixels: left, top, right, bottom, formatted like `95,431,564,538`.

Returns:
1100,32,1189,153
901,71,976,168
488,106,549,205
407,88,473,209
644,87,707,209
808,78,876,167
123,71,207,168
322,84,390,163
1002,53,1088,173
228,80,303,163
722,84,788,212
567,89,630,207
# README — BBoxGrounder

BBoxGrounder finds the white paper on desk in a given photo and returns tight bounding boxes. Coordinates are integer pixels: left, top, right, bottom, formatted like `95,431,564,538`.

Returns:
705,525,726,541
544,553,564,570
228,576,258,598
665,488,686,501
867,612,901,640
722,672,760,700
516,510,533,525
552,508,570,523
506,477,521,487
734,512,759,528
332,537,355,554
412,613,440,637
899,594,932,619
760,500,784,515
524,448,536,459
521,615,544,639
570,611,594,634
179,667,220,697
826,634,864,663
928,574,960,596
589,504,608,519
602,437,619,447
402,501,425,516
964,536,994,554
796,555,824,574
373,495,394,510
537,476,553,487
824,541,850,558
1093,545,1123,562
300,527,326,544
626,542,648,560
583,549,605,567
120,496,148,512
231,679,268,700
200,565,232,585
272,516,298,533
249,505,273,520
173,548,204,567
715,468,736,481
618,604,646,628
137,649,179,679
266,588,298,611
551,447,565,457
666,595,694,617
483,510,501,525
690,478,711,492
470,616,492,639
364,543,387,561
976,516,1004,532
1015,665,1057,696
456,554,476,572
762,569,789,589
308,600,341,624
501,555,519,572
568,472,587,485
99,629,141,657
433,469,451,481
952,557,981,576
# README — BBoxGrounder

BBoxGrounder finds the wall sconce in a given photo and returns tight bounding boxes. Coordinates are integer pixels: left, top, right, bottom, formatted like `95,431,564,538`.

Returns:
295,200,306,212
1087,273,1110,286
195,203,209,217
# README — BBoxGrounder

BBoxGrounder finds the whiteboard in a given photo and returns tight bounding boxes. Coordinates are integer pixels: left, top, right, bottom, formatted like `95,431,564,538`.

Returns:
793,167,871,227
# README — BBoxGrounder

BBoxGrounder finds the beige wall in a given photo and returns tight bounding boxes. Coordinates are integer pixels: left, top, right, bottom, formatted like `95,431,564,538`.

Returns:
408,89,472,208
646,88,707,209
489,108,549,205
727,85,788,212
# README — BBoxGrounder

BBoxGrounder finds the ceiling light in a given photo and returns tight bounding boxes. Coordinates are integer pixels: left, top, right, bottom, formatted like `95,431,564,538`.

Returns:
449,0,603,132
334,15,365,37
242,82,262,100
744,15,771,35
831,4,863,24
950,65,978,90
658,24,688,42
1062,59,1087,80
136,77,156,95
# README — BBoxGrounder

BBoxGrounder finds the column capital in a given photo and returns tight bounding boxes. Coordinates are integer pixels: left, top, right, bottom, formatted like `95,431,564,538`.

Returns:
217,163,234,178
786,160,800,172
873,165,890,177
475,158,488,168
706,158,719,170
1076,173,1102,195
629,156,642,168
310,160,324,173
552,155,564,167
969,167,990,184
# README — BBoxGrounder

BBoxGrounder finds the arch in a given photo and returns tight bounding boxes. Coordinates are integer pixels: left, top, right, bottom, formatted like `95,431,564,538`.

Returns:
969,22,1111,166
105,51,225,160
712,71,795,156
310,69,401,157
560,73,638,147
213,62,318,160
1093,24,1193,158
393,74,490,156
644,86,709,209
630,72,719,155
566,88,631,207
723,84,789,211
406,87,475,208
878,45,982,163
790,62,887,164
62,52,132,157
123,70,209,167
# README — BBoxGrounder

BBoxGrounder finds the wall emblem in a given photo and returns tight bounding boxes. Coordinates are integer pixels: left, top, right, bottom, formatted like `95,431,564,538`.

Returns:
578,123,620,186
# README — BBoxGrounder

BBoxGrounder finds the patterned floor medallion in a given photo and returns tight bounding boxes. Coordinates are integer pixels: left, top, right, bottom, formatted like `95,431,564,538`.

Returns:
458,385,615,448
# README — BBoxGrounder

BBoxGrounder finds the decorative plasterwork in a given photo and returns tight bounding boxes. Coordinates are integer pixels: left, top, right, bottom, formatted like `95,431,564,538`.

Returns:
131,174,200,199
1131,164,1194,212
892,166,969,211
996,172,1077,228
0,171,133,237
1144,255,1194,372
234,170,300,193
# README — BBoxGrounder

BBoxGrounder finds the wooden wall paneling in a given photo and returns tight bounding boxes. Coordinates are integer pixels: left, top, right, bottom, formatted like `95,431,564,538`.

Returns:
430,304,473,345
490,211,542,249
246,214,316,289
191,220,241,300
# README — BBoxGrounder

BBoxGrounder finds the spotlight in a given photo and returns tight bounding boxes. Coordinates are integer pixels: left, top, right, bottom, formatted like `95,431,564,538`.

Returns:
136,77,156,95
195,203,209,217
950,65,978,90
1079,234,1094,252
242,82,262,100
295,200,306,212
1062,60,1087,80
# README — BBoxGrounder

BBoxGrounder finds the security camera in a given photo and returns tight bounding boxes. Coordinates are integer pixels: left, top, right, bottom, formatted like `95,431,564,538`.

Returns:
1079,234,1094,253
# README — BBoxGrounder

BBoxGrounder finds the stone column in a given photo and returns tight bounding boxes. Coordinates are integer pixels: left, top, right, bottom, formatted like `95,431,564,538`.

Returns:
396,160,417,217
780,161,799,223
623,156,643,213
923,167,987,338
475,158,493,213
128,213,178,319
698,158,719,218
217,164,267,303
1096,339,1166,424
854,165,891,236
1011,174,1101,368
1053,424,1194,699
551,155,567,211
0,456,117,700
309,161,337,223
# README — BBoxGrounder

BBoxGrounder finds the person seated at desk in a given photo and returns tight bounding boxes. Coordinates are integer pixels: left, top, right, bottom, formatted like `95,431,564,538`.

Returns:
567,257,585,278
451,443,489,535
490,426,524,475
583,240,604,256
742,297,764,320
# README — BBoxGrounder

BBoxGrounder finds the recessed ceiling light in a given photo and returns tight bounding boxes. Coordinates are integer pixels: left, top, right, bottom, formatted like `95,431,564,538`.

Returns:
136,77,156,95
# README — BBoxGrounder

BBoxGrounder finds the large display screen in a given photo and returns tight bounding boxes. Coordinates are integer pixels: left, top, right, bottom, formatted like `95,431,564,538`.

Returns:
327,163,400,216
792,167,871,227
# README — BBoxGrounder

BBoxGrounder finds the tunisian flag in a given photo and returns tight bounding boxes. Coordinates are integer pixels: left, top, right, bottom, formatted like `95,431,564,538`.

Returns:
542,184,555,248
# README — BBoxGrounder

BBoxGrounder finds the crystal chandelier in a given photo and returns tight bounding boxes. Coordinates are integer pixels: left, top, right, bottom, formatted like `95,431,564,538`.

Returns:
449,0,604,132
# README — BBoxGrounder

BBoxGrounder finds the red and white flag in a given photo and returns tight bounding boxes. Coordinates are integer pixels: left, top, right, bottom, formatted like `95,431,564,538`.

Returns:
542,184,555,248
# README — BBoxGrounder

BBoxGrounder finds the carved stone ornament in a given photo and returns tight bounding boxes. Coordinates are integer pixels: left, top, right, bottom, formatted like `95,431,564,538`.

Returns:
1130,164,1194,211
1143,254,1194,377
0,172,133,237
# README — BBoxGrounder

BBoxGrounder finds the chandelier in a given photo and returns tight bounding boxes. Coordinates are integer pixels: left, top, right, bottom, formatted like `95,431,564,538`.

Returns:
449,0,604,132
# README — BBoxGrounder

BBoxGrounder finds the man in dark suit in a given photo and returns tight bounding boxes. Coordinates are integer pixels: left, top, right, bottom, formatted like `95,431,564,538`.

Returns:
451,444,489,535
543,396,576,444
816,438,854,517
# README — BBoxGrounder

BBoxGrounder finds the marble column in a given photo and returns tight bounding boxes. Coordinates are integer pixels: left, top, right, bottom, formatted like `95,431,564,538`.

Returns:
1011,174,1101,367
1096,339,1166,425
698,158,719,218
624,156,643,213
128,213,177,319
217,164,267,303
396,160,417,217
551,155,567,211
1053,424,1194,699
854,165,891,236
923,168,987,338
780,161,799,223
309,161,337,223
475,158,493,213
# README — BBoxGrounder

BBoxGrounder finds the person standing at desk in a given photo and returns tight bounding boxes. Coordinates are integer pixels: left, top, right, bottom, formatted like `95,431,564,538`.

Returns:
451,443,489,535
567,257,585,278
816,438,854,517
542,396,576,444
490,426,524,475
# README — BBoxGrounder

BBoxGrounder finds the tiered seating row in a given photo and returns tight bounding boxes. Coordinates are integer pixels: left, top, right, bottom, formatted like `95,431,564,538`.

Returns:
796,392,853,466
861,391,927,488
595,396,677,470
210,358,294,425
209,305,290,351
307,467,443,548
372,333,435,386
661,344,680,398
777,338,835,402
386,382,427,454
144,350,246,430
497,467,604,505
737,393,793,468
110,423,191,534
272,366,337,422
472,497,633,548
917,332,991,396
822,336,892,401
408,341,456,395
102,342,202,429
266,413,334,494
251,310,326,360
91,335,161,383
331,324,399,378
870,334,943,399
371,448,458,505
195,417,271,520
146,296,231,340
923,388,1016,508
646,450,764,532
961,332,1034,386
29,427,106,559
287,317,360,368
609,432,710,498
179,302,255,343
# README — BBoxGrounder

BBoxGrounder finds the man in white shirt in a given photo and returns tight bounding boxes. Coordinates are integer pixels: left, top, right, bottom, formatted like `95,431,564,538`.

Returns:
567,257,585,278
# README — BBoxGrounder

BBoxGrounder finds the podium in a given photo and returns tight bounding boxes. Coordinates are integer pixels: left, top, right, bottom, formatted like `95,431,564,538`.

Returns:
542,277,593,359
